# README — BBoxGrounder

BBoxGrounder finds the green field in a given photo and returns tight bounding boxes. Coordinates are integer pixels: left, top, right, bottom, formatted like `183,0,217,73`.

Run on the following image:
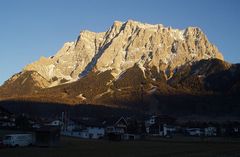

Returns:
1,136,240,157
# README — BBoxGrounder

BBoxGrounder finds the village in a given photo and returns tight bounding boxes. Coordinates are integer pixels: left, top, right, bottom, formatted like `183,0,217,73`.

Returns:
1,105,240,148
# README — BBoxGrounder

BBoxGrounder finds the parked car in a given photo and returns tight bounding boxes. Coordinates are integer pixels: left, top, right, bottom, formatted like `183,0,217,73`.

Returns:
3,134,33,147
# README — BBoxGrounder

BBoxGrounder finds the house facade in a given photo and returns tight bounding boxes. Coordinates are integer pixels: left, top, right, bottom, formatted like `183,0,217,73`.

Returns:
61,118,105,139
145,115,176,137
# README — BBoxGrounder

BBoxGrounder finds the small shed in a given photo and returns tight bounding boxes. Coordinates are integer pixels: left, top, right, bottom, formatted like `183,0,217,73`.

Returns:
35,127,60,147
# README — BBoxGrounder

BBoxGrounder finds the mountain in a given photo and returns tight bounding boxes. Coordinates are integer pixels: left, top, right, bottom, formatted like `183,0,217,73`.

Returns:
22,20,223,87
0,20,239,118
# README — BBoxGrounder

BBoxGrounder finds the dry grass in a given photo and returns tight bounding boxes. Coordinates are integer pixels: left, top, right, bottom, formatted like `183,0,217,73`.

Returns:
1,136,240,157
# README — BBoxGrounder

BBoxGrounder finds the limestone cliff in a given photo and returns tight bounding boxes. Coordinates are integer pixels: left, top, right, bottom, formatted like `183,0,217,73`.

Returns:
23,20,223,87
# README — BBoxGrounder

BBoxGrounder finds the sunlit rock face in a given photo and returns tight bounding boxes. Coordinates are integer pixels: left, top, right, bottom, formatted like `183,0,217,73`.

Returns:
22,20,223,87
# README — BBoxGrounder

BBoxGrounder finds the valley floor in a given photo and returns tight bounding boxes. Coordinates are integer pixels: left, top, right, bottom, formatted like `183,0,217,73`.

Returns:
1,136,240,157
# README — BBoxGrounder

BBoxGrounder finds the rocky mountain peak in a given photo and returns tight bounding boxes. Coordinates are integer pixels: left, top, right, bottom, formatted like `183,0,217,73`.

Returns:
21,20,223,87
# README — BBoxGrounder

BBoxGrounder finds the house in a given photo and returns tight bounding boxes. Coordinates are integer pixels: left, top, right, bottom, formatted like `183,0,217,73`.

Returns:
105,116,128,141
182,121,209,137
63,126,105,139
145,115,176,137
32,123,41,129
204,126,217,136
231,122,240,137
105,116,144,141
148,124,176,137
126,118,146,135
163,125,177,137
62,118,105,139
105,116,128,134
185,128,204,136
220,122,240,137
0,119,15,128
46,120,63,127
145,115,157,126
64,119,76,132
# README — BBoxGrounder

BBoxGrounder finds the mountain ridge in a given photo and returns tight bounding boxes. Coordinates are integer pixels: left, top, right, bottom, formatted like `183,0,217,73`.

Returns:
21,20,223,88
1,20,239,117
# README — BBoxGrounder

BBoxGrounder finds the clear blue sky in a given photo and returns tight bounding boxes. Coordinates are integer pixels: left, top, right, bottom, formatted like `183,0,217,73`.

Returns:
0,0,240,85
